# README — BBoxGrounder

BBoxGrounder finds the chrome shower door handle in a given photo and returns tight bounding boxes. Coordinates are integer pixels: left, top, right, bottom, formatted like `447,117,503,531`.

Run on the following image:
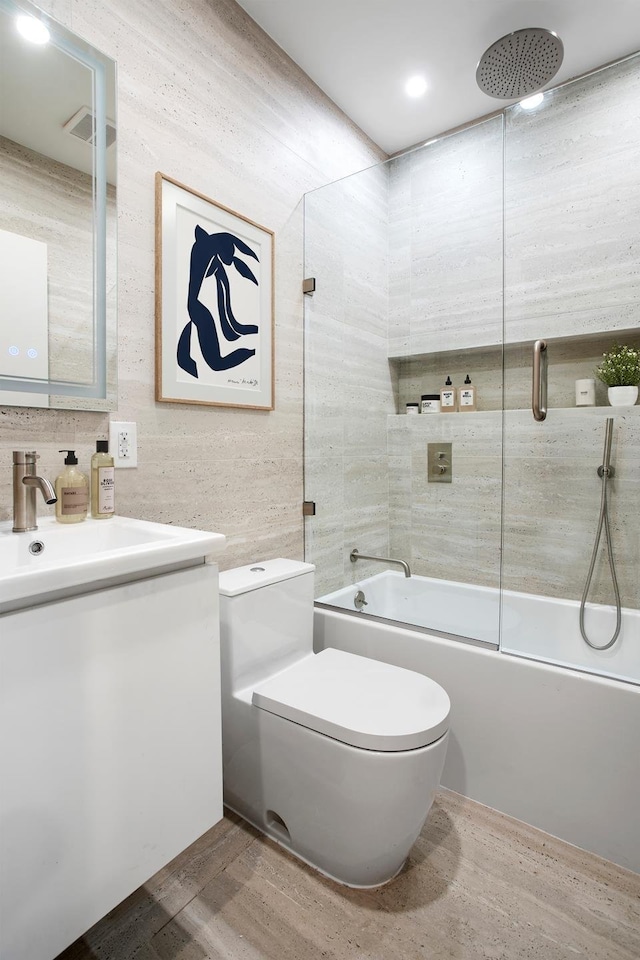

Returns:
532,339,548,422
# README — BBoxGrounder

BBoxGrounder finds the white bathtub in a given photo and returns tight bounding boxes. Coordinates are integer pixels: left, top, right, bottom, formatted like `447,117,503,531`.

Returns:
313,602,640,875
318,571,640,686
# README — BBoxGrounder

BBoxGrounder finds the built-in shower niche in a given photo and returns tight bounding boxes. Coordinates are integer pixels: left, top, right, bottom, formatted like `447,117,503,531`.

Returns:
394,332,640,414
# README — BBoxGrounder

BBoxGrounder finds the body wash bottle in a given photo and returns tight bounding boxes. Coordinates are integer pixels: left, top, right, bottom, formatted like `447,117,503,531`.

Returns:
55,449,89,524
459,374,477,412
440,376,457,413
91,440,115,519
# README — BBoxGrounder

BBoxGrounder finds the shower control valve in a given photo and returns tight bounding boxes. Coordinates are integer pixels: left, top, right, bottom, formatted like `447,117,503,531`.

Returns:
354,590,368,611
427,443,452,483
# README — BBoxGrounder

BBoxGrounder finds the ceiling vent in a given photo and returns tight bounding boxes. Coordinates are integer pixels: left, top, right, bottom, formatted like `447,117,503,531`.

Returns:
63,106,116,147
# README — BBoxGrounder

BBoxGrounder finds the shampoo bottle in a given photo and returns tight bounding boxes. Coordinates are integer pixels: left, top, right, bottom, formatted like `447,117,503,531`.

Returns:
440,376,457,413
55,449,89,524
459,374,477,412
91,440,115,519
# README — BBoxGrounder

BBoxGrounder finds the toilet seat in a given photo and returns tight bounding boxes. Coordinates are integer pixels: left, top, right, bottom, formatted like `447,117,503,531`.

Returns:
251,648,450,752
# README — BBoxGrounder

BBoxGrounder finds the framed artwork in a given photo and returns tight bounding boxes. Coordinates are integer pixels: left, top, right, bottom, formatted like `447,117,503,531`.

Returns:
155,173,274,409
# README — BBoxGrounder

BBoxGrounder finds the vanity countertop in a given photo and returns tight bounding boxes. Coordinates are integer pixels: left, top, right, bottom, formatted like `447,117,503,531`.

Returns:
0,515,225,611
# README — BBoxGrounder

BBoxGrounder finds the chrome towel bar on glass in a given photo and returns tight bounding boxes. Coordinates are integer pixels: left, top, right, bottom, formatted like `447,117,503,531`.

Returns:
532,339,548,422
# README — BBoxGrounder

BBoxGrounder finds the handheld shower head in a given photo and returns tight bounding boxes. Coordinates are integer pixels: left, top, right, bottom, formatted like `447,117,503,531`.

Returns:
599,417,615,477
580,417,621,650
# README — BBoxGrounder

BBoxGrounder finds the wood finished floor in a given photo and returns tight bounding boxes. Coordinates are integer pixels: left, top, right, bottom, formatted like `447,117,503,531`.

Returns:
57,790,640,960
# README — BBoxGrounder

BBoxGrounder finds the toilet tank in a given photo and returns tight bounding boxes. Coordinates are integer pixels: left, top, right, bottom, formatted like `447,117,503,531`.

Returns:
219,560,315,693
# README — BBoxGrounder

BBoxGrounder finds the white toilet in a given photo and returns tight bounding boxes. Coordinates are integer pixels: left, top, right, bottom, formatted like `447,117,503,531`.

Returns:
219,558,450,888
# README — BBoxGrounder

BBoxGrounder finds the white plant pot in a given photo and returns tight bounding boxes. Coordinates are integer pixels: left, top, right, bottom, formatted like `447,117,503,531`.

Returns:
607,385,639,406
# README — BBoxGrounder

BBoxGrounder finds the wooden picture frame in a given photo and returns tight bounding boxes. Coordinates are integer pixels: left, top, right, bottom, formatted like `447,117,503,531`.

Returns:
155,173,274,409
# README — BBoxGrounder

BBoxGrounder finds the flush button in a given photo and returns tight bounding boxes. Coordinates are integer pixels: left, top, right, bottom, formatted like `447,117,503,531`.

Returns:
250,566,266,572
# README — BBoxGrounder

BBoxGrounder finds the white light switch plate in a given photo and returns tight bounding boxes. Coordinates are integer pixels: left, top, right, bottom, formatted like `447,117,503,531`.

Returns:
109,421,138,468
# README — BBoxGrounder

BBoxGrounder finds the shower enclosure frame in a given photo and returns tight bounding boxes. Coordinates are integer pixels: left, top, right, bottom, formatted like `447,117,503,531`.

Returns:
303,50,640,688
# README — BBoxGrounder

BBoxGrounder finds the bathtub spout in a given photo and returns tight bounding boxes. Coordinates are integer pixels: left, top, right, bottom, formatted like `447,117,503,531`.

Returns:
350,548,411,578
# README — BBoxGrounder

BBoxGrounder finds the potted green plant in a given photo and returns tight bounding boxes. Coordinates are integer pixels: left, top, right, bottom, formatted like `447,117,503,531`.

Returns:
596,343,640,406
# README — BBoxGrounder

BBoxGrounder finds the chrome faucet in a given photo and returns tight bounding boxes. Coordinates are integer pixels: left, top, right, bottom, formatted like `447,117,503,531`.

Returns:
12,451,57,533
350,548,411,578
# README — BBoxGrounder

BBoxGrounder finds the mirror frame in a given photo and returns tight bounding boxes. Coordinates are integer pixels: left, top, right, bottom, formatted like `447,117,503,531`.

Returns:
0,0,114,403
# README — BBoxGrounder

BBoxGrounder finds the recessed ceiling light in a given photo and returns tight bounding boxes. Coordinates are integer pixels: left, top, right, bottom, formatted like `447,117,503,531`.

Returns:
520,92,544,110
405,75,428,98
16,14,50,45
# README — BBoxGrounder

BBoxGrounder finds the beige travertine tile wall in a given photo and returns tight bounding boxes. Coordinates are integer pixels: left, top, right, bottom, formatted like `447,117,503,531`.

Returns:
387,116,504,359
304,164,393,597
389,405,640,608
0,0,385,568
388,411,503,595
502,406,640,607
505,53,640,343
386,53,640,612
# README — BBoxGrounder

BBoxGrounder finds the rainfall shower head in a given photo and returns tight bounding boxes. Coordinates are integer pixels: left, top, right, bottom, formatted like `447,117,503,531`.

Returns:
476,27,564,99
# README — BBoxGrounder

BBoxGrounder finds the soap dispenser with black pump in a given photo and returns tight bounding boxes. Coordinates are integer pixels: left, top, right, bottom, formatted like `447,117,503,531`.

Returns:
459,374,477,412
91,440,115,519
440,375,457,413
55,450,89,524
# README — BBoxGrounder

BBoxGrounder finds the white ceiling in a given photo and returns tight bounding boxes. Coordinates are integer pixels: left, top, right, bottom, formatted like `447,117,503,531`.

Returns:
236,0,640,154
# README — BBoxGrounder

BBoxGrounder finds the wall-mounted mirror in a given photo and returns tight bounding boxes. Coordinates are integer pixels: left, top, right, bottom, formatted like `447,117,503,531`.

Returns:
0,0,116,410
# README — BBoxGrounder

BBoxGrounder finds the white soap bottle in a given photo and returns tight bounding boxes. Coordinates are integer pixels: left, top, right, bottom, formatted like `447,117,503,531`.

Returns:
91,440,115,519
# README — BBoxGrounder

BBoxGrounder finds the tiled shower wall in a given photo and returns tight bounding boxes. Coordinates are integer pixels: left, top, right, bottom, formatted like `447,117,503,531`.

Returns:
304,164,393,597
387,118,504,597
503,54,640,344
393,335,640,606
388,54,640,608
0,0,385,568
501,56,640,607
388,116,504,359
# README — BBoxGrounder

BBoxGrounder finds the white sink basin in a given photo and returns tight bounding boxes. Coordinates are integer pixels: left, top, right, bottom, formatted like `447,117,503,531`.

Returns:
0,515,225,610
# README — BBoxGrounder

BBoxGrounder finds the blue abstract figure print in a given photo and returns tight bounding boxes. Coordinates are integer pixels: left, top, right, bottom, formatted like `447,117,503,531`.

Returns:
177,226,260,378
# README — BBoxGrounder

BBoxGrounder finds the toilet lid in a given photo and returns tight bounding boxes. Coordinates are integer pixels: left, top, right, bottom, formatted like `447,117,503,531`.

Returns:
251,648,450,752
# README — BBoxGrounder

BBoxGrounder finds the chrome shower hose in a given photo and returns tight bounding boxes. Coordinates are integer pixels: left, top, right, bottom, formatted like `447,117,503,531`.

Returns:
579,420,621,651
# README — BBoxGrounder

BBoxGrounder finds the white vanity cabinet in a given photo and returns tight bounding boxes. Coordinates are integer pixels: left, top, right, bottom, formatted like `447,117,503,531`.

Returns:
0,555,223,960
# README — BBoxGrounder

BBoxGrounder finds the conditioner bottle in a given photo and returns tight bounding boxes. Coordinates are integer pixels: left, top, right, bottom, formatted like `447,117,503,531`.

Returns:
55,449,89,524
459,374,477,412
91,440,115,519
